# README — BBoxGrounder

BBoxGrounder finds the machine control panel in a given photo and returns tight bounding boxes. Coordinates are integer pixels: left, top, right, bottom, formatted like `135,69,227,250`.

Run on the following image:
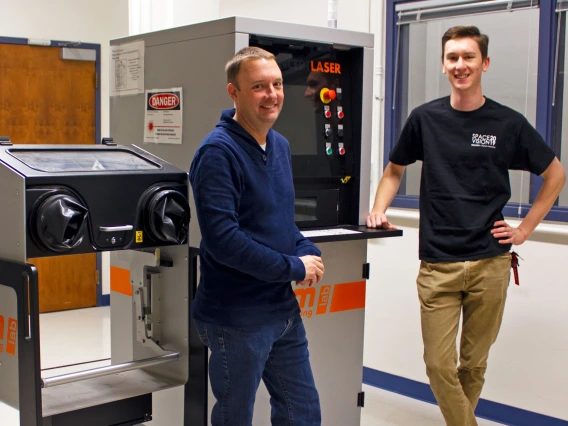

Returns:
250,36,364,227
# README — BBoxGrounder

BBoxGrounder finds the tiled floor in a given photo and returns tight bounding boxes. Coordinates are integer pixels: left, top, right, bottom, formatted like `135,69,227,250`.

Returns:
0,307,503,425
361,384,503,426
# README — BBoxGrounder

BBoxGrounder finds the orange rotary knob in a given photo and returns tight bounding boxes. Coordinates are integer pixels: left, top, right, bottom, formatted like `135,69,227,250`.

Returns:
320,88,337,104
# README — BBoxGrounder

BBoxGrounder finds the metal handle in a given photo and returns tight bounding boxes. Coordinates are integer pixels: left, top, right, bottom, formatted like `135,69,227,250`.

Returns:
22,272,31,341
41,352,180,388
100,225,133,232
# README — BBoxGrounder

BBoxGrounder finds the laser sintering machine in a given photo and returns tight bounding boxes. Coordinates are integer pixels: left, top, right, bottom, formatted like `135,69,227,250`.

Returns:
110,16,402,426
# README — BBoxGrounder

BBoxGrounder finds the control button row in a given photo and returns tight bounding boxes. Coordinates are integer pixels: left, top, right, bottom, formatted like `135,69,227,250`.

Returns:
324,124,345,139
325,142,346,156
323,105,345,120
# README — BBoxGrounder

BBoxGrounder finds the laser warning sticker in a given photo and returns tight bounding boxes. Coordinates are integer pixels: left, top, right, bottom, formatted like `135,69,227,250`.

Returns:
144,88,183,144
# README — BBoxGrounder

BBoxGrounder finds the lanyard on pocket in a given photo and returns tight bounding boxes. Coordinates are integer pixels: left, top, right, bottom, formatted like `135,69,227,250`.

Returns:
511,251,522,285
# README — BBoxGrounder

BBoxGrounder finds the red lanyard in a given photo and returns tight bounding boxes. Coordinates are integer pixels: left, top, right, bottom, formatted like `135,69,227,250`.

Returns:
511,251,522,285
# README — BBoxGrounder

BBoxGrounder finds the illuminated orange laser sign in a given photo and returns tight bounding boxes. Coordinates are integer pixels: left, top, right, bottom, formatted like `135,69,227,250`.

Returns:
310,61,341,74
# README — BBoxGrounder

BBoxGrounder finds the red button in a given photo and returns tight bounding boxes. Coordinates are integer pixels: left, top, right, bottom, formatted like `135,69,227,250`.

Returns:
320,88,337,104
338,111,345,119
339,147,346,155
325,110,331,118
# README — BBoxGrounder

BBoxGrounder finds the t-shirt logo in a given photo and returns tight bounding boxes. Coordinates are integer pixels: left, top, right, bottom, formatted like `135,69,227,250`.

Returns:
471,133,497,149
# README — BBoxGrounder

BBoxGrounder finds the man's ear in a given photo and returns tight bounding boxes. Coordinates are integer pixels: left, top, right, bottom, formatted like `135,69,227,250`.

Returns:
227,82,238,101
482,56,490,72
227,83,237,101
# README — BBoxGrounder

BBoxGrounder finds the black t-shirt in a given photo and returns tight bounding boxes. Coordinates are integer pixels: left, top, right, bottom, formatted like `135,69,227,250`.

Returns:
390,96,556,262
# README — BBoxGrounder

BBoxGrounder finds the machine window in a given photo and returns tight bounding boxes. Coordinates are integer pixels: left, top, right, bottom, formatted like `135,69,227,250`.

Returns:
10,150,160,172
553,4,568,207
295,197,318,222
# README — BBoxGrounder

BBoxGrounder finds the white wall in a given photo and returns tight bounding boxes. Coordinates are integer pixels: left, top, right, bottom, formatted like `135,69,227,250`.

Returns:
0,0,130,295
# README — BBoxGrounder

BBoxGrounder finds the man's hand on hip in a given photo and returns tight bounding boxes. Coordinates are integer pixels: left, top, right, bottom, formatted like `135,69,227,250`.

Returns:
491,220,528,245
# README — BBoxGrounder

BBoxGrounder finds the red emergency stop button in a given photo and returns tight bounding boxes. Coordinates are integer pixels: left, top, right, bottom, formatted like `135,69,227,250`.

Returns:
320,88,337,104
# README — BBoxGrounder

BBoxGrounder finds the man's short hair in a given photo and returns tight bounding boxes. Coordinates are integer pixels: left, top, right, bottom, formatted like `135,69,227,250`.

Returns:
441,26,489,60
225,47,276,89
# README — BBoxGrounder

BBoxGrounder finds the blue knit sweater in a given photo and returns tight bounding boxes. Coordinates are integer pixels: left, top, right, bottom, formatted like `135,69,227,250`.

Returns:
189,109,321,327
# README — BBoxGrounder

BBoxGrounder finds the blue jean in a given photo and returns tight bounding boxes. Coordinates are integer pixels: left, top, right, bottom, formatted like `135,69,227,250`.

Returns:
194,313,321,426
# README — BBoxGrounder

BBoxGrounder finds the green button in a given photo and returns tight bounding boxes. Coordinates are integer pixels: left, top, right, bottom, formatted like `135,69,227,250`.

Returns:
326,147,333,155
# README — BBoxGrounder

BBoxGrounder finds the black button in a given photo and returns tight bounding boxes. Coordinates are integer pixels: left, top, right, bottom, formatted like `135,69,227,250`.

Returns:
262,155,267,161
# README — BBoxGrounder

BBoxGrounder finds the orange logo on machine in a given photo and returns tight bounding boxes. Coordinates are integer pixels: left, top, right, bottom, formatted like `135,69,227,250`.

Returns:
0,314,4,353
295,288,317,317
6,318,17,356
295,280,366,319
310,61,341,74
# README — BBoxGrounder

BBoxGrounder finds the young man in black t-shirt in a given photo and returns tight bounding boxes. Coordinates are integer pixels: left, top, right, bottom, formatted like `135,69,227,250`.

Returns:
367,26,566,426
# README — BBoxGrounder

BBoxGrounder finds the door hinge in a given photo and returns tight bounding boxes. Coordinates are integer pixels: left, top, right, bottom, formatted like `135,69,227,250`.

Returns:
357,391,365,407
362,263,370,279
95,269,100,285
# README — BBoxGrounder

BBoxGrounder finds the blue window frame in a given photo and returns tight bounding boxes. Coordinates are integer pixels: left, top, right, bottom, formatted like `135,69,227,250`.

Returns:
384,0,568,221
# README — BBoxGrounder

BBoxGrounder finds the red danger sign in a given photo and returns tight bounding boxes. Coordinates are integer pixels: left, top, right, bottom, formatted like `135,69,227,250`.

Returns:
148,93,180,110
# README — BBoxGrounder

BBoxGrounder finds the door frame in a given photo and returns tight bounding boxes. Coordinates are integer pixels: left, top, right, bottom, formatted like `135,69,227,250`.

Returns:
0,35,104,307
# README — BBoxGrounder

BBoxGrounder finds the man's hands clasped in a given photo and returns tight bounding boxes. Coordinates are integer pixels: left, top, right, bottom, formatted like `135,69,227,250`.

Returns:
297,255,325,287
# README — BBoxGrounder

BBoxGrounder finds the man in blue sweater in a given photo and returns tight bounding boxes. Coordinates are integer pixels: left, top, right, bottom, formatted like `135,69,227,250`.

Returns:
189,47,324,426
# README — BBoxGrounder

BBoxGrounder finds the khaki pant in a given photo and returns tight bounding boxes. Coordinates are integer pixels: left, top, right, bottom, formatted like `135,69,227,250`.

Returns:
417,252,511,426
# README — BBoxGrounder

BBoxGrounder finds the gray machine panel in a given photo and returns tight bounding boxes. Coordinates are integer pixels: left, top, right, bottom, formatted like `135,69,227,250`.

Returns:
359,46,374,225
111,16,374,49
0,164,26,262
41,369,180,417
109,245,189,382
110,33,237,243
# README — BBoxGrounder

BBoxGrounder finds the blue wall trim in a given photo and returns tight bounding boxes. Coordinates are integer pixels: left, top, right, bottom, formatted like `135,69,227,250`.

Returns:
363,367,568,426
101,294,110,307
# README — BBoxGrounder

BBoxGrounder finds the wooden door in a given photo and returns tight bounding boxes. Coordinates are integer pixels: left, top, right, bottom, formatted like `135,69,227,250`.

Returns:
0,43,98,312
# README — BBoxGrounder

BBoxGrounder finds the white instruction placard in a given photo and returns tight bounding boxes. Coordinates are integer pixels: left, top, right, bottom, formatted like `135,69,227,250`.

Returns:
110,40,145,96
144,88,183,144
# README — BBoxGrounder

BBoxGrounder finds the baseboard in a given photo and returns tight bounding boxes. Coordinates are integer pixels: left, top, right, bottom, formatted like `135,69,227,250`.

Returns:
362,367,568,426
101,294,110,306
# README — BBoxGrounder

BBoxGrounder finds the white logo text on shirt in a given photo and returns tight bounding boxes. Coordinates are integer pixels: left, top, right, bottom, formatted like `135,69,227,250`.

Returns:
471,133,497,149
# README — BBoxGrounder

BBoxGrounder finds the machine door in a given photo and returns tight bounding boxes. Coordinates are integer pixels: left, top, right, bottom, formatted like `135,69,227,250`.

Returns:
0,40,98,312
295,189,339,228
0,258,42,426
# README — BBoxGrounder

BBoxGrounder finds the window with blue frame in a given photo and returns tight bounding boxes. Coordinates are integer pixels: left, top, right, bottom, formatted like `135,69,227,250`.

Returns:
554,0,568,207
384,0,568,221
